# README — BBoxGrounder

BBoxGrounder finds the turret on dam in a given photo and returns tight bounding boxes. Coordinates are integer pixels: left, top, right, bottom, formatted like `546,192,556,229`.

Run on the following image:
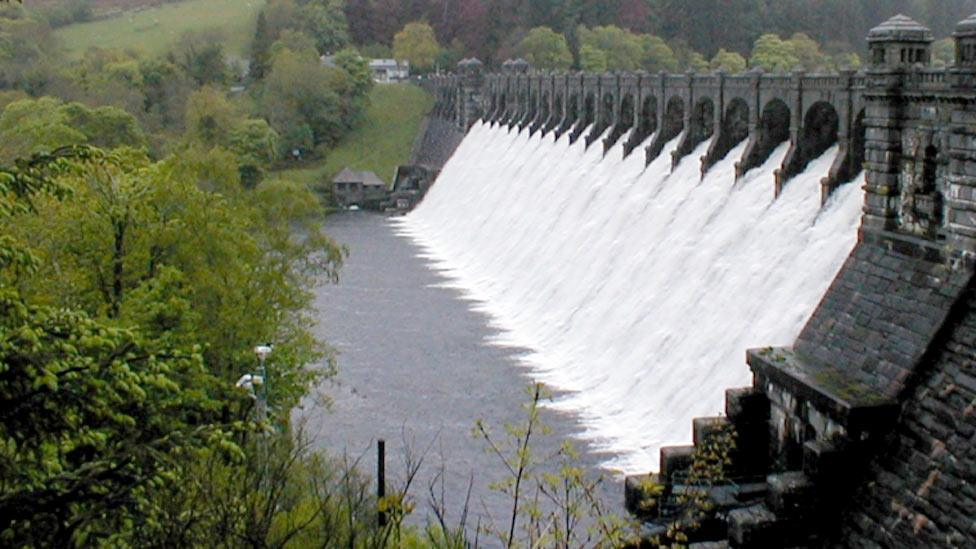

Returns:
415,12,976,547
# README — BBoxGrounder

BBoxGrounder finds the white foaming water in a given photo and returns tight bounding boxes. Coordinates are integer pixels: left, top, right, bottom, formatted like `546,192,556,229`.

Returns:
396,121,864,474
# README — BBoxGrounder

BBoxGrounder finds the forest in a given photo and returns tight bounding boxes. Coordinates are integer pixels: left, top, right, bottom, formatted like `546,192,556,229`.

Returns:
345,0,976,68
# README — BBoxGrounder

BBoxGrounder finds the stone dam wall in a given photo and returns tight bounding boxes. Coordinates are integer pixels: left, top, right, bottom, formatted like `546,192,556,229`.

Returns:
422,13,976,547
409,115,465,171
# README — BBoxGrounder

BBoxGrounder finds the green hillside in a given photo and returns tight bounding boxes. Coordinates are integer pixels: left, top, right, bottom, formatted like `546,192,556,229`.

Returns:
55,0,263,58
273,83,434,193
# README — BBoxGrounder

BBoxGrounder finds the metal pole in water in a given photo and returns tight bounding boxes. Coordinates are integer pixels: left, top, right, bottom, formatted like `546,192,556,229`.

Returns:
377,439,387,528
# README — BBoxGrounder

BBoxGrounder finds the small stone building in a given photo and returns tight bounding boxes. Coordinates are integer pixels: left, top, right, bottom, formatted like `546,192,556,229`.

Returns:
332,168,388,209
369,59,410,83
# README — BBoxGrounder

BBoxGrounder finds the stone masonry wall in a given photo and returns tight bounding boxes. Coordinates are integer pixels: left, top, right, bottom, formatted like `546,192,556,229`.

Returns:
794,235,973,401
836,282,976,547
410,115,465,171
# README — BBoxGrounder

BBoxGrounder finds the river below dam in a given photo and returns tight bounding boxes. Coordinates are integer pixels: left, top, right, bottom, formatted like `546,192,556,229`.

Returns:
299,210,622,530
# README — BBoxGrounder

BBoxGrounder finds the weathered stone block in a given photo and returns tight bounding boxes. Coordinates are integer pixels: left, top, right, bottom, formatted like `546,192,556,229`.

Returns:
725,388,770,423
727,504,781,548
694,416,730,447
766,471,815,518
660,445,695,481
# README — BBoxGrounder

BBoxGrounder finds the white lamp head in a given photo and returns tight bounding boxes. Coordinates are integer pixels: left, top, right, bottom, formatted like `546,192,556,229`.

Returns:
254,344,273,360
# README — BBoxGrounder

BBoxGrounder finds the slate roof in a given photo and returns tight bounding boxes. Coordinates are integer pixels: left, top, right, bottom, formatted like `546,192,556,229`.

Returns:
332,167,386,187
956,13,976,37
868,14,933,43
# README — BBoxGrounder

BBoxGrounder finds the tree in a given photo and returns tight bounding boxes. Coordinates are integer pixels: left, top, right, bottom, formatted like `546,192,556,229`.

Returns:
333,47,373,98
640,34,679,72
577,25,644,70
0,98,145,162
579,44,608,72
710,48,747,72
517,26,573,70
260,49,348,152
0,147,236,545
393,21,441,73
270,28,321,63
749,33,800,72
171,30,230,87
788,32,828,71
184,86,237,146
227,118,280,187
300,0,350,55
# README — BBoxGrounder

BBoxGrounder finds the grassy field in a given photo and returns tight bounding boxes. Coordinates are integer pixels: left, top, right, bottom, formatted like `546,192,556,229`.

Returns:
272,83,434,193
56,0,264,58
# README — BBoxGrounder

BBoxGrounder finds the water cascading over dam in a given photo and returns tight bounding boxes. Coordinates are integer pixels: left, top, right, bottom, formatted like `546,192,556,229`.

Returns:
398,122,864,474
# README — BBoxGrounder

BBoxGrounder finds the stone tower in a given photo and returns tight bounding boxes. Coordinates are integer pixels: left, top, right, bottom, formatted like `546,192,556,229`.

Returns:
456,58,484,130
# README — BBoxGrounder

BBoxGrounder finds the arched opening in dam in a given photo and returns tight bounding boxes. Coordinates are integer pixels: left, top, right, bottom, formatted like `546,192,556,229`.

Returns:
586,92,615,146
691,97,716,144
705,97,751,172
534,91,550,133
625,95,658,156
722,98,750,149
648,96,684,161
525,90,538,128
607,93,635,150
739,98,791,177
801,102,840,166
560,93,579,137
550,92,563,132
571,92,596,143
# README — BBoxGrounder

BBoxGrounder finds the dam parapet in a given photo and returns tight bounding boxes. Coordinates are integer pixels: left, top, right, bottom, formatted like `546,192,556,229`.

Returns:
424,13,976,548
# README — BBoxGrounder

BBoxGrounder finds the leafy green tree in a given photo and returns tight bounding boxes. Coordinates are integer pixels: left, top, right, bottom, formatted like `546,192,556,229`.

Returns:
788,32,827,71
0,98,145,161
0,147,236,545
577,25,643,70
171,30,230,87
517,26,573,70
749,33,800,72
686,51,709,72
299,0,350,55
227,118,280,188
138,57,194,133
261,49,337,150
228,118,280,166
393,21,441,73
710,48,747,72
579,43,608,72
184,86,237,146
60,102,147,150
271,28,321,63
333,47,373,98
640,34,679,72
833,51,862,70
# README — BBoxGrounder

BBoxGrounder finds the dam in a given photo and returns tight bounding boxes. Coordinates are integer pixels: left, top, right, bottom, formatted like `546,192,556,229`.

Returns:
311,12,976,547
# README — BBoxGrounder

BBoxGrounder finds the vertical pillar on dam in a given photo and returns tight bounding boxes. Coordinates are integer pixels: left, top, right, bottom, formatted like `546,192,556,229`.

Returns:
457,58,485,131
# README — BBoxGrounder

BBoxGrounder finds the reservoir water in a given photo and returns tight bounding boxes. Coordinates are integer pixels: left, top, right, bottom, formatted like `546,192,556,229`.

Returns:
301,211,620,529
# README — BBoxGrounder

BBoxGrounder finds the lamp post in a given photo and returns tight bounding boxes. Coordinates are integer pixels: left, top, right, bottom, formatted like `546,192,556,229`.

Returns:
253,344,273,425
